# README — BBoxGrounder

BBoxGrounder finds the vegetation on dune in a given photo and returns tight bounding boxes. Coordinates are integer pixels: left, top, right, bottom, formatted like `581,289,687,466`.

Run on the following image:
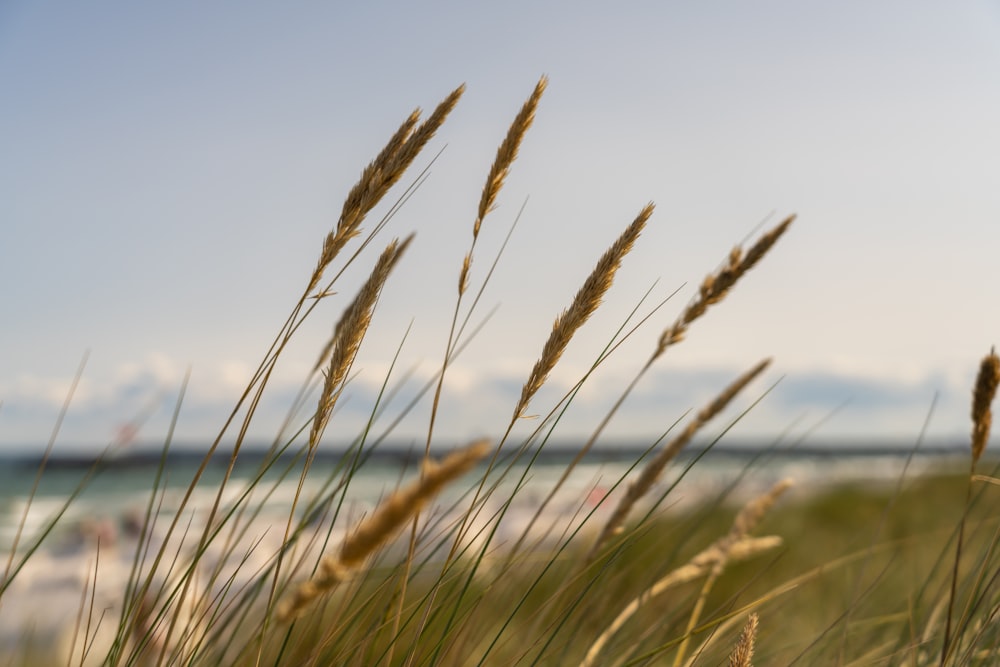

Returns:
3,78,1000,667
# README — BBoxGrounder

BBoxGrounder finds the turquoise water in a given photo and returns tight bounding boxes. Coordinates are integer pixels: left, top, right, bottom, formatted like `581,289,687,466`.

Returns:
0,444,963,555
0,451,404,553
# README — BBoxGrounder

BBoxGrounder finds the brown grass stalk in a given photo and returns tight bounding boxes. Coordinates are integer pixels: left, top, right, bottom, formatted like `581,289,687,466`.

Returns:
971,348,1000,466
252,236,416,657
457,75,546,299
308,85,464,293
308,236,413,450
514,203,654,420
673,479,791,667
728,613,759,667
513,217,792,556
678,606,761,667
579,535,782,667
474,76,546,239
277,439,489,622
942,347,1000,665
587,359,772,561
427,76,550,452
398,80,547,665
653,215,794,361
727,478,794,548
582,480,790,667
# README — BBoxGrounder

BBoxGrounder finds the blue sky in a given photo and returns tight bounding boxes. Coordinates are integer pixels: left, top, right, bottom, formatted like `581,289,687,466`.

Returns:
2,2,999,452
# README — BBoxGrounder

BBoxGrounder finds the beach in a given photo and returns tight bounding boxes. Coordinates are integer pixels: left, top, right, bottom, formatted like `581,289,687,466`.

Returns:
0,445,950,664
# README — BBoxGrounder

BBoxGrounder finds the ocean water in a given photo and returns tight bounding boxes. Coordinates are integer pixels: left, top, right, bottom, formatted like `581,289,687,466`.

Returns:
0,443,966,555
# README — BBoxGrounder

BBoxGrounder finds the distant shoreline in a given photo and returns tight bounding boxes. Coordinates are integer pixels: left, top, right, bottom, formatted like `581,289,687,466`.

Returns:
0,439,980,471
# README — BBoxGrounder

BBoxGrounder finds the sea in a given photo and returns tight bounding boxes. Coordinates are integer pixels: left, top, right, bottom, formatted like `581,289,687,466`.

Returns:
0,440,974,556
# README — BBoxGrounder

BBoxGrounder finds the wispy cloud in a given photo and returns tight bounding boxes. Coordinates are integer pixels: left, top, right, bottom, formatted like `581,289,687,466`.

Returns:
0,354,976,452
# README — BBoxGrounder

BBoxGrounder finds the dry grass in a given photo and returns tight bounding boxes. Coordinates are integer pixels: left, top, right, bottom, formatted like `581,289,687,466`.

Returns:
942,346,1000,665
309,85,464,294
510,218,793,542
588,359,772,561
309,236,413,448
277,439,488,622
971,348,1000,466
653,215,794,360
474,76,547,238
581,480,790,667
459,75,546,297
7,77,1000,667
727,613,759,667
514,203,653,421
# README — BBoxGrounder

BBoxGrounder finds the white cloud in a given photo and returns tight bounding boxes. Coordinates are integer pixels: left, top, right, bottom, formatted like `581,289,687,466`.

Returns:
1,347,982,454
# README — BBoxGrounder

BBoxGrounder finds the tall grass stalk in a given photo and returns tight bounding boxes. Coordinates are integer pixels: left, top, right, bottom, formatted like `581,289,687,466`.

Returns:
8,78,997,667
941,348,1000,665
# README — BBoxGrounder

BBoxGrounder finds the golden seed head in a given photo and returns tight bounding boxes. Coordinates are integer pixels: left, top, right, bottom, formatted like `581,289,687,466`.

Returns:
308,236,413,450
652,215,793,361
731,477,793,540
588,358,770,562
278,440,488,622
728,613,759,667
474,76,547,238
729,246,743,267
971,347,1000,465
514,203,652,420
459,253,472,296
307,86,463,292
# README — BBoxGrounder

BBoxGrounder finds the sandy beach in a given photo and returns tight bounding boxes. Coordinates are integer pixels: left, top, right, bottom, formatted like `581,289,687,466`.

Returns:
0,470,624,665
0,449,940,665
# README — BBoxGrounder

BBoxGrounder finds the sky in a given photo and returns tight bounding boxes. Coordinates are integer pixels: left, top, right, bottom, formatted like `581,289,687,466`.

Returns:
2,1,1000,453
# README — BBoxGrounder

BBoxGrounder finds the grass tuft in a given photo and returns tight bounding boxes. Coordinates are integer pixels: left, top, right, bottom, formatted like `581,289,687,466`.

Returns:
4,79,996,667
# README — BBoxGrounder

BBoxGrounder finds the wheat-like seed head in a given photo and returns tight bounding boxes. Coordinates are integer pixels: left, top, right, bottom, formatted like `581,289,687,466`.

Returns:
308,236,413,450
664,482,785,667
474,76,547,238
513,203,654,421
384,83,465,192
687,535,784,576
277,440,489,622
695,478,792,579
308,85,464,292
580,536,780,667
730,478,793,542
728,613,759,667
971,347,1000,465
275,557,351,625
587,358,771,560
338,109,423,232
308,112,416,292
458,253,472,296
458,78,544,302
654,215,794,360
340,439,488,565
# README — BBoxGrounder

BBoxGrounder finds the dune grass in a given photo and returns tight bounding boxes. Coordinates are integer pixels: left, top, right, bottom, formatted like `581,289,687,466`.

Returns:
2,78,999,667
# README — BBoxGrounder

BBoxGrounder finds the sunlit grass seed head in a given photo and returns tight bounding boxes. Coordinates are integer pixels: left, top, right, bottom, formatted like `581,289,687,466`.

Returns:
308,85,464,293
514,203,653,421
277,440,489,622
655,214,794,359
728,613,759,667
971,347,1000,465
